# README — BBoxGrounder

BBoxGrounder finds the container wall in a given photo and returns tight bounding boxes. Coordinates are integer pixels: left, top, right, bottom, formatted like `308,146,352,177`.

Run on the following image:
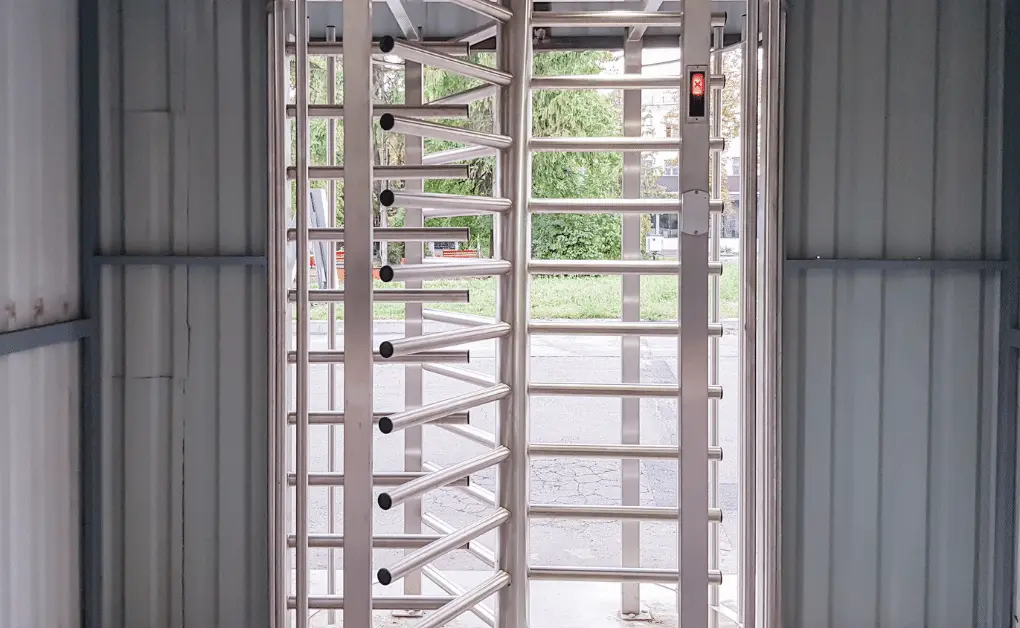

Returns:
781,0,1006,626
95,0,269,626
0,0,82,625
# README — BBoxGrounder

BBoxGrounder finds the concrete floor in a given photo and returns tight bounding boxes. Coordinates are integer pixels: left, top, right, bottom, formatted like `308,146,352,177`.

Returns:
292,320,743,626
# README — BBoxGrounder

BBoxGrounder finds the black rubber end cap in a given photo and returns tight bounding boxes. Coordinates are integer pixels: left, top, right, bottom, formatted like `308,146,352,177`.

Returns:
379,417,394,434
378,568,393,586
379,36,395,53
378,493,393,510
379,188,395,206
379,265,395,282
379,113,395,131
379,341,394,359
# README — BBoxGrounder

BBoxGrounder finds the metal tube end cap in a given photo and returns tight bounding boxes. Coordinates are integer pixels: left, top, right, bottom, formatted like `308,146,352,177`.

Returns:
379,417,394,434
379,113,396,131
379,341,394,358
379,188,395,206
377,568,393,585
379,266,395,282
378,493,393,510
379,36,395,53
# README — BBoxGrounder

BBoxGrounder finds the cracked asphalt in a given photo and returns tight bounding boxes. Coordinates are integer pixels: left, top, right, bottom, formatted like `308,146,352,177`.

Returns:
295,321,742,579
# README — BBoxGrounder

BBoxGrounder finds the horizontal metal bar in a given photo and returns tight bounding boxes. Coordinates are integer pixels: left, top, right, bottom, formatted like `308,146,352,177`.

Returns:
289,289,470,303
528,320,724,337
382,114,513,149
381,323,511,358
531,73,724,90
287,165,470,180
381,190,512,212
530,443,723,461
286,350,470,363
784,258,1009,271
291,596,459,611
423,461,497,505
530,136,726,152
288,472,468,487
422,566,496,627
422,145,500,166
286,104,470,119
422,363,496,387
93,255,267,267
422,309,495,327
379,447,510,509
0,318,95,357
532,10,725,27
380,385,510,433
448,0,512,21
528,382,724,399
527,566,724,585
381,260,512,282
529,504,723,522
287,411,470,425
377,510,510,585
289,227,471,241
380,36,512,86
287,40,470,56
287,533,446,549
529,197,723,214
415,572,510,628
428,84,499,106
435,423,497,448
423,512,497,566
530,259,723,275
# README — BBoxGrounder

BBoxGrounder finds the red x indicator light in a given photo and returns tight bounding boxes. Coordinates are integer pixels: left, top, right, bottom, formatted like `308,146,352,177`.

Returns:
691,72,706,97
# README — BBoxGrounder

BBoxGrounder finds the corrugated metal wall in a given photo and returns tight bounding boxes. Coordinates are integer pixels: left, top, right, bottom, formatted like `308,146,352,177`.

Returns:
0,0,82,625
95,0,269,626
781,1,1007,627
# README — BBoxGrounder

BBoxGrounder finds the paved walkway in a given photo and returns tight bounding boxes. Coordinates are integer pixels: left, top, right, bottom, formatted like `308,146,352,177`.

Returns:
296,321,742,626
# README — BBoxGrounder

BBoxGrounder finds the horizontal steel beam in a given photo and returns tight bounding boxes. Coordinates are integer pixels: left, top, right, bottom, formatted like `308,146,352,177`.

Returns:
291,596,458,611
0,318,95,356
286,104,469,119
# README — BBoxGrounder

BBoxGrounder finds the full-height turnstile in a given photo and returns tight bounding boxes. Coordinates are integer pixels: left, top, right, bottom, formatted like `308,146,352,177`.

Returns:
269,0,759,626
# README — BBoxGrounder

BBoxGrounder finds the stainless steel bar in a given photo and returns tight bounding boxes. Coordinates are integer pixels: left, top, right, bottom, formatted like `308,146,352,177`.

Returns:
708,24,723,628
286,350,470,364
528,566,724,584
458,23,499,44
530,136,726,152
741,5,760,627
423,145,500,166
325,23,339,624
288,164,470,180
531,74,725,90
530,443,723,461
288,227,470,241
422,309,494,327
382,190,512,212
292,472,470,487
422,566,497,628
288,289,470,303
379,385,511,433
529,382,724,399
529,196,723,214
428,83,500,106
679,0,712,623
422,363,496,387
381,260,512,281
294,2,310,625
422,461,497,505
380,36,513,86
288,533,445,549
529,504,722,522
423,207,507,218
529,259,723,275
381,114,513,149
530,10,726,27
529,320,724,337
436,423,498,448
292,596,459,611
377,510,511,584
380,323,511,358
422,513,498,567
288,40,471,56
378,447,510,510
449,0,513,21
288,411,470,425
286,104,470,119
415,572,511,628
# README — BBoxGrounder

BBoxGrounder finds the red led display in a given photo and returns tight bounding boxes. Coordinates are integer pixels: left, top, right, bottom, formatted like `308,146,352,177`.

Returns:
691,72,706,97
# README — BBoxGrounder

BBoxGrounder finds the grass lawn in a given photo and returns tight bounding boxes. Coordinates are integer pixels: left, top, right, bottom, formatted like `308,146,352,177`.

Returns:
310,262,738,321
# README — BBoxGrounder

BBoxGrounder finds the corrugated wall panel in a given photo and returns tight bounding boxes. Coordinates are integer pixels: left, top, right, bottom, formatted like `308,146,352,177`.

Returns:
782,0,1005,626
0,0,82,625
96,0,268,626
